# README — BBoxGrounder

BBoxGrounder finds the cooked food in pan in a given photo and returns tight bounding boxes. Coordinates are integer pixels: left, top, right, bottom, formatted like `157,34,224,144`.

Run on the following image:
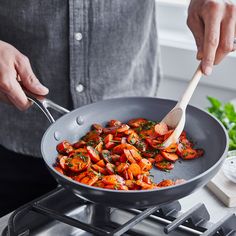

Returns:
54,118,204,190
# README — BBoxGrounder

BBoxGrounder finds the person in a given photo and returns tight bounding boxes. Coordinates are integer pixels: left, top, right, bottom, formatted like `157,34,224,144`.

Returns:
0,0,235,216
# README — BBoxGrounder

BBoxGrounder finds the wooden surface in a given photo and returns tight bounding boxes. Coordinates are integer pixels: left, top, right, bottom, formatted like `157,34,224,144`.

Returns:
207,169,236,207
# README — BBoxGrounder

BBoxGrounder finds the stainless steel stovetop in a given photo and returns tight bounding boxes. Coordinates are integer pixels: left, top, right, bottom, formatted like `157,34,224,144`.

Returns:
0,186,236,236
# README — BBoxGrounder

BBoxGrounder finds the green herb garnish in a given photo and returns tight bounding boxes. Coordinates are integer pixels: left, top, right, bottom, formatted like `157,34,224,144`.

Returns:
207,96,236,150
141,120,156,130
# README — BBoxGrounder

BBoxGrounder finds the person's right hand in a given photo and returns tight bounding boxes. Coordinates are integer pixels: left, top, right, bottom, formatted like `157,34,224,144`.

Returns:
0,40,49,110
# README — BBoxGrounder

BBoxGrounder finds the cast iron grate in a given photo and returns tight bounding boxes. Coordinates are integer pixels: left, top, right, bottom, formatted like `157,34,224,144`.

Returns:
4,187,236,236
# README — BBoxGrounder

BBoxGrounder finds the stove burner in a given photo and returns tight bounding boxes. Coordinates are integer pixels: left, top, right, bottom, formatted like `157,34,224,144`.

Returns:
3,187,236,236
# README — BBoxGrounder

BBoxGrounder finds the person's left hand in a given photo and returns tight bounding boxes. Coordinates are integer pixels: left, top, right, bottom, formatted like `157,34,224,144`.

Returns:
187,0,236,75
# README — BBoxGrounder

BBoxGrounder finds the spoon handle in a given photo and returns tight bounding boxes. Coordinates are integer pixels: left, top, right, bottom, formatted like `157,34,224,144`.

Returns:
176,64,203,110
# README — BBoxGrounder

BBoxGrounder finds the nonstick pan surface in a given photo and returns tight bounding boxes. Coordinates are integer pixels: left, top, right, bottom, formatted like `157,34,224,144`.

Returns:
39,97,228,208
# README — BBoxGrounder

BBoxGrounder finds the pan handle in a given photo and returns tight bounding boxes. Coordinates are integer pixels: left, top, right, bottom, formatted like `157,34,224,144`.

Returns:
26,94,70,123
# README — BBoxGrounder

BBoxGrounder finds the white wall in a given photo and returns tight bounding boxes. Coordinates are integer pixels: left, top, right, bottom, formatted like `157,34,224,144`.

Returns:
157,75,236,109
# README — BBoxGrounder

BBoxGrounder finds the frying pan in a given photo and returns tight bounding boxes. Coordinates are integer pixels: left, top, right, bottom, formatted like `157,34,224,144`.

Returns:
29,96,228,208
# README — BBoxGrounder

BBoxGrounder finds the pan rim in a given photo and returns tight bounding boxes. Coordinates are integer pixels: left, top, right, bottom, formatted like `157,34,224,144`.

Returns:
41,96,229,194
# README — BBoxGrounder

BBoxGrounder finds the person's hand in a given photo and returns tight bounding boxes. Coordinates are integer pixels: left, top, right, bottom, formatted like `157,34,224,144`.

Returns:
187,0,236,75
0,40,49,110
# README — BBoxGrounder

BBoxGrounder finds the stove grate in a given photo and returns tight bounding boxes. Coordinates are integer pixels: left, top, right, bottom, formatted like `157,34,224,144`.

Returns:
164,203,210,234
201,213,236,236
4,187,236,236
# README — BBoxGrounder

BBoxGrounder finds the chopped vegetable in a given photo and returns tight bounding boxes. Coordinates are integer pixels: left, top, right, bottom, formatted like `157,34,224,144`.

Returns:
161,151,179,162
54,118,204,190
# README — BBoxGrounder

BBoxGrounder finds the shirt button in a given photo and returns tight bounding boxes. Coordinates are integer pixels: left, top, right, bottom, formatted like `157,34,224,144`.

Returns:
75,32,83,41
76,84,84,93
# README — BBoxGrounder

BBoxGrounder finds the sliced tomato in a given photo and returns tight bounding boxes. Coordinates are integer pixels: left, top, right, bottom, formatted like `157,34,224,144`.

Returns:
180,138,193,148
161,151,178,162
147,157,155,164
142,149,157,158
102,175,125,185
157,179,174,187
136,174,143,180
128,163,141,177
123,170,129,180
124,129,135,135
83,131,101,143
113,136,122,142
124,149,136,163
93,180,105,188
101,150,112,163
73,140,86,149
143,175,152,185
119,154,127,163
125,180,136,189
111,154,120,162
56,141,73,154
176,143,185,156
154,154,164,162
180,130,187,139
91,123,103,133
181,148,197,159
128,118,148,128
80,176,90,184
196,148,204,157
139,128,157,139
103,126,118,135
135,140,147,152
104,184,128,190
66,154,91,172
92,164,107,174
127,132,139,145
59,156,68,170
105,141,115,149
104,134,113,144
116,163,129,173
154,122,168,135
74,148,88,154
87,175,99,186
74,171,88,182
145,138,162,149
114,133,124,138
164,143,178,153
127,169,134,180
163,130,174,141
113,143,138,154
54,166,64,174
95,142,103,153
96,159,105,167
136,180,154,189
106,163,116,174
138,159,152,171
129,149,142,161
108,119,122,127
155,161,174,171
116,124,130,133
86,146,100,163
117,184,129,190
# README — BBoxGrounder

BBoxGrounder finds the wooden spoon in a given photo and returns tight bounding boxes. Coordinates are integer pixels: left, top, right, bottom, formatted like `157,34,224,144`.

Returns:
160,64,203,149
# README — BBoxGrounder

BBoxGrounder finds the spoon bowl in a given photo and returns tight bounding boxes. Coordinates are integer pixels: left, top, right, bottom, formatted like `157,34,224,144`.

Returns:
161,65,203,148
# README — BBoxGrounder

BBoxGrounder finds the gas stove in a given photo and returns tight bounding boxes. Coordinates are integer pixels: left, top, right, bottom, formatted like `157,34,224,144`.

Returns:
1,186,236,236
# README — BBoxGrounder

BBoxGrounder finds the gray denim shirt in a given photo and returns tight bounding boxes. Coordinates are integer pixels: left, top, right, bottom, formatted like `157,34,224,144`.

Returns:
0,0,160,157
